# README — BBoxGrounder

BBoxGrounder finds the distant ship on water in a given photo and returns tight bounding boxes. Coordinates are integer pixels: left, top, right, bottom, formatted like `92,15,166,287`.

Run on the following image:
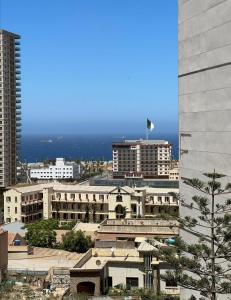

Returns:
40,139,53,143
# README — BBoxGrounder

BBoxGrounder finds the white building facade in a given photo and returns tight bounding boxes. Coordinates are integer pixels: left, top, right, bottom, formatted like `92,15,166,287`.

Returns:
4,183,179,224
30,158,82,180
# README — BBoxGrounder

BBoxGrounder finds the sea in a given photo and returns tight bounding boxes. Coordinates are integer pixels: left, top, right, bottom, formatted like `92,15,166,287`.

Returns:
20,133,179,163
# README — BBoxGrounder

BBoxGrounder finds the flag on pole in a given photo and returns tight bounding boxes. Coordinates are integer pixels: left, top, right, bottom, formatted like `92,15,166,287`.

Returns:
147,118,154,131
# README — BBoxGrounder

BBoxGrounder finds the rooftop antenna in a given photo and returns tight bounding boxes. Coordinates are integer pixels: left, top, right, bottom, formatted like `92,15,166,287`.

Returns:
18,161,32,183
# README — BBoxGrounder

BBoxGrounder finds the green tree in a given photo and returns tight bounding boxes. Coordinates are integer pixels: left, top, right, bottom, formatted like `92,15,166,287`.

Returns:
157,171,231,300
61,230,92,253
59,220,77,230
121,206,128,218
25,219,58,248
84,204,90,223
92,203,97,223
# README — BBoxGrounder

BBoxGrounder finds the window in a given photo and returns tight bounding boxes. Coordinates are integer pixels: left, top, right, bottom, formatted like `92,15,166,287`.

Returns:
7,207,10,213
6,196,11,203
126,277,138,289
116,195,122,202
15,197,17,203
15,207,17,214
166,278,177,287
165,197,169,202
108,277,112,288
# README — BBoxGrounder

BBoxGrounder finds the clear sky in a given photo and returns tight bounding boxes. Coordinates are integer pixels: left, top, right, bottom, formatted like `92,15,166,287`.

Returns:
1,0,178,135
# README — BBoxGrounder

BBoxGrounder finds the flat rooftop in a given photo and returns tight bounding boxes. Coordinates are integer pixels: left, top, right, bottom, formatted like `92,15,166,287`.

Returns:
73,248,142,271
90,178,179,188
6,183,178,194
112,139,170,145
8,247,83,272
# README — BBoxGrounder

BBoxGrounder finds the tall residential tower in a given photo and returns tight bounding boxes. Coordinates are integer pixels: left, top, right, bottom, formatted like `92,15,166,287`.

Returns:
0,30,21,187
179,1,231,299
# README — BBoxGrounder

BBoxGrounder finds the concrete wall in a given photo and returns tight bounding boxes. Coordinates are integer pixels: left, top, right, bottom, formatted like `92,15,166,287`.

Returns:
4,190,21,223
108,263,144,288
42,187,53,219
0,231,8,281
179,0,231,299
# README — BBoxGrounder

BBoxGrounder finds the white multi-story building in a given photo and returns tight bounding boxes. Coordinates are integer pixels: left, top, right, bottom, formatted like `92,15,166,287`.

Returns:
30,158,82,180
112,140,172,179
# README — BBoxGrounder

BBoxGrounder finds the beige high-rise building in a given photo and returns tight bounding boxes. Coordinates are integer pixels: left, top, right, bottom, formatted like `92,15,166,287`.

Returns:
0,30,21,187
112,140,172,179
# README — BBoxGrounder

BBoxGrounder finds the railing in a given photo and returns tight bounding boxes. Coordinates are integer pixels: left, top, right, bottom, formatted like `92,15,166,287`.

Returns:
164,287,180,295
105,219,178,226
8,267,48,275
99,225,178,234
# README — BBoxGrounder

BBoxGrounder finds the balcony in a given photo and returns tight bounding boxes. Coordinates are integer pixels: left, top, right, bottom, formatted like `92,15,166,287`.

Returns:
16,94,21,98
16,128,21,132
16,111,21,116
15,59,21,63
16,76,21,80
16,117,21,121
16,134,21,139
16,71,21,75
15,41,20,45
16,105,21,110
16,82,21,86
16,88,21,92
15,64,21,69
15,46,20,51
16,99,21,104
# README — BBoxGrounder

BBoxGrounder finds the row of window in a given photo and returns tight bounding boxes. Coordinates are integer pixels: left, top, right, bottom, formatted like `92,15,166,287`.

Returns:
55,193,106,201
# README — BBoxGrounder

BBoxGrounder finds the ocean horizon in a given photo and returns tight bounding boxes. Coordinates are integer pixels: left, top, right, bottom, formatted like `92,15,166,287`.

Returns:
20,133,179,163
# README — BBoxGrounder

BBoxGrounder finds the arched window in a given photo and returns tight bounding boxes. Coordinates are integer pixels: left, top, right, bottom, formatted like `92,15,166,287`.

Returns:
116,194,122,202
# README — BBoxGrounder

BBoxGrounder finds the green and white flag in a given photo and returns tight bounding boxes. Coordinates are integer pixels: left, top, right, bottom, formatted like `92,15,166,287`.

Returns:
147,118,154,131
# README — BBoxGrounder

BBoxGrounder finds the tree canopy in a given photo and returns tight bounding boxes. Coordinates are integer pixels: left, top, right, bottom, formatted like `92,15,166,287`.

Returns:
156,171,231,300
60,230,92,253
25,219,59,248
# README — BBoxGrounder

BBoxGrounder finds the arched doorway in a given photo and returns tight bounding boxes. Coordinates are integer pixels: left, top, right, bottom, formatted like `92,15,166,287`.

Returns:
77,281,95,295
115,204,126,219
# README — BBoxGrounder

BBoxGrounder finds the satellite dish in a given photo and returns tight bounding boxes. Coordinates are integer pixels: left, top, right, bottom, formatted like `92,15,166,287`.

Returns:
111,247,115,256
96,260,101,266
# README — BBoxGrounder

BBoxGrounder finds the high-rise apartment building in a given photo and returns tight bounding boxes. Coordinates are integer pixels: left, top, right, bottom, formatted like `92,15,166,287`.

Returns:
0,30,21,187
179,1,231,299
112,140,172,179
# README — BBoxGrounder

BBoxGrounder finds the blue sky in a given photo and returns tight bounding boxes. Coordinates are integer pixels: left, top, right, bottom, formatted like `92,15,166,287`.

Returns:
1,0,178,135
